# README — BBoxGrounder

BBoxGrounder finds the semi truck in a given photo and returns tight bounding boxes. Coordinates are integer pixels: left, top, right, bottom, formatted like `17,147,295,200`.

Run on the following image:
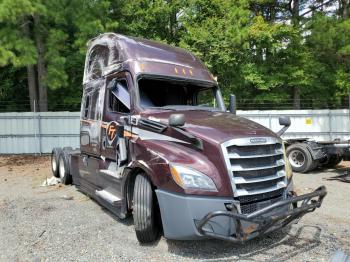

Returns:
285,138,350,173
51,33,327,243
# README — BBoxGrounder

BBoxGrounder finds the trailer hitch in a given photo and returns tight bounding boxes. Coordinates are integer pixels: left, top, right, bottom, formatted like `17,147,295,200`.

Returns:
196,186,327,243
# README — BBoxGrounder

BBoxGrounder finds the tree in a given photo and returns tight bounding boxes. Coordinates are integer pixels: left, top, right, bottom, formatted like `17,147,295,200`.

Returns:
0,0,41,111
0,0,120,111
119,0,184,44
179,0,251,103
0,0,348,111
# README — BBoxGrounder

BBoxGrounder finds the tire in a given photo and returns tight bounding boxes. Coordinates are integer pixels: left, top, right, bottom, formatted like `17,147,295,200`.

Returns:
309,158,319,172
286,143,315,173
51,148,62,178
133,174,159,243
58,151,72,185
321,155,342,168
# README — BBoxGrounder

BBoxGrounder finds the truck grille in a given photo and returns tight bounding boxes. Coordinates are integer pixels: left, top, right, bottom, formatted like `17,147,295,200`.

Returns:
240,196,283,214
237,188,284,204
221,137,287,214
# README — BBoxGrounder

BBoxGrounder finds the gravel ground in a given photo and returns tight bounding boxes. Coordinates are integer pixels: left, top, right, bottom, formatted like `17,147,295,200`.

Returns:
0,156,349,262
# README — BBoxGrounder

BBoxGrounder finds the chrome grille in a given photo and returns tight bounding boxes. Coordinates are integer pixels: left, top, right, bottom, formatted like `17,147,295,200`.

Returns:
227,144,283,158
221,137,287,213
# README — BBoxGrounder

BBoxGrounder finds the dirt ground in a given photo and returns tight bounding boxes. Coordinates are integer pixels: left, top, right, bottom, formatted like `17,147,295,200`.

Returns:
0,156,349,262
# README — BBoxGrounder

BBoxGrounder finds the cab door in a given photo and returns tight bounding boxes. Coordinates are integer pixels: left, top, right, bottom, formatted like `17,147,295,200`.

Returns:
101,72,131,161
96,72,131,190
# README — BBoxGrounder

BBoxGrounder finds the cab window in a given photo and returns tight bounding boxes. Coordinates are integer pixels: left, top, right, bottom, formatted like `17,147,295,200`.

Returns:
108,79,130,113
89,89,100,120
88,45,109,80
197,88,217,108
82,95,90,119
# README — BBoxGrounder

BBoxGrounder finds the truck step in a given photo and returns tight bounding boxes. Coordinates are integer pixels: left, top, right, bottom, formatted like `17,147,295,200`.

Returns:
95,190,122,206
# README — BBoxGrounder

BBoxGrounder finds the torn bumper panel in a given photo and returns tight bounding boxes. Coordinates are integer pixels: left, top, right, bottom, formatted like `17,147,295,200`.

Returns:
155,186,326,241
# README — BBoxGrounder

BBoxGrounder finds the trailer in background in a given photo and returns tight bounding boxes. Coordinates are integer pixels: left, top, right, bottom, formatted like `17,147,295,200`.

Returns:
285,138,350,173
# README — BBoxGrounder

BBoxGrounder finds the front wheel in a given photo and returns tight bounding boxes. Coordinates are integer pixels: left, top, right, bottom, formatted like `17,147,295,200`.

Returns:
133,174,160,243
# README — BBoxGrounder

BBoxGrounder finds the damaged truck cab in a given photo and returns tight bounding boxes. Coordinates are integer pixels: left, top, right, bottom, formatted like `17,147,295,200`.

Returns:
51,33,326,243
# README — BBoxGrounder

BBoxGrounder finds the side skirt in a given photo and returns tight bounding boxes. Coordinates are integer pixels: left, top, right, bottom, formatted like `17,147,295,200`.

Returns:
75,174,128,219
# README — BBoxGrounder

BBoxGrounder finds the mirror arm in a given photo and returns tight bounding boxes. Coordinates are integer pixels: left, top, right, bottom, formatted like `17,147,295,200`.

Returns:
229,94,236,115
172,126,203,150
276,125,290,136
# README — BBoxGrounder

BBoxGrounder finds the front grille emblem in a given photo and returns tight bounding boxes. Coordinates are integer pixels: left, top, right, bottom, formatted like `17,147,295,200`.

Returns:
250,138,267,144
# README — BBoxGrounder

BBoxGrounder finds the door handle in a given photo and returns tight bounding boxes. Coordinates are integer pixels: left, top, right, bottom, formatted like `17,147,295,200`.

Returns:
83,156,88,167
102,136,107,149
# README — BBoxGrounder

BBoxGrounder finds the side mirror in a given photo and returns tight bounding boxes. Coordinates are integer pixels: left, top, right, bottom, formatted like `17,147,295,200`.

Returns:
276,116,291,136
117,137,127,167
279,116,291,127
116,126,127,167
169,114,185,127
229,94,236,115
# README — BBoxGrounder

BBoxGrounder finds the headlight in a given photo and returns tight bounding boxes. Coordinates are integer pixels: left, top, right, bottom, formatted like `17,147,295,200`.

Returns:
283,142,293,179
170,164,217,191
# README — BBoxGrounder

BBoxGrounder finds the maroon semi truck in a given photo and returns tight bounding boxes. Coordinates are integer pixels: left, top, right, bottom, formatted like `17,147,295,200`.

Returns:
51,33,326,243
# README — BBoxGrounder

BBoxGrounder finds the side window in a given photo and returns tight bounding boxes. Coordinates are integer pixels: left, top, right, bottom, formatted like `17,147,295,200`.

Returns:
197,88,216,107
88,45,109,80
89,90,100,120
108,79,130,114
83,95,90,119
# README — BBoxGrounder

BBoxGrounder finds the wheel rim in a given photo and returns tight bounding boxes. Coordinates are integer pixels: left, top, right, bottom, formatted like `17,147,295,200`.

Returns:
59,157,65,179
52,156,57,172
288,150,305,168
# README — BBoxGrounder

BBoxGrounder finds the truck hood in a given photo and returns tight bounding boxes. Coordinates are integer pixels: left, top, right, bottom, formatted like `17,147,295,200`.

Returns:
140,110,278,144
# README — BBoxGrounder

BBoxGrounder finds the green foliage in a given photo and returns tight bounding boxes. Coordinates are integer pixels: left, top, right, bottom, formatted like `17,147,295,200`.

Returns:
0,66,29,111
304,12,350,103
72,0,120,53
45,29,69,89
178,0,250,103
0,0,41,67
0,0,349,111
119,0,184,44
0,27,37,66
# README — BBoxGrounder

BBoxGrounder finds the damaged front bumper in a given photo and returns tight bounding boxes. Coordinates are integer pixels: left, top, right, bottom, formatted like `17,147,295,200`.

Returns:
196,186,327,242
155,186,327,241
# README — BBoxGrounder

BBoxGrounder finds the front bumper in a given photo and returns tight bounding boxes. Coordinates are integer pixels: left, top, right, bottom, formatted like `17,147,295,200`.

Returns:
155,186,327,242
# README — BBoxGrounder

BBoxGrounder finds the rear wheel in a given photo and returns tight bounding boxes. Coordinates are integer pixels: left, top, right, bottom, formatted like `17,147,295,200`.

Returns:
133,174,159,243
286,143,316,173
58,152,72,185
51,148,62,178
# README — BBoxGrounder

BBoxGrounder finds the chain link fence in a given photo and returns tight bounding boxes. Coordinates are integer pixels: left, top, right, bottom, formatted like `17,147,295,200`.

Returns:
0,96,349,112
